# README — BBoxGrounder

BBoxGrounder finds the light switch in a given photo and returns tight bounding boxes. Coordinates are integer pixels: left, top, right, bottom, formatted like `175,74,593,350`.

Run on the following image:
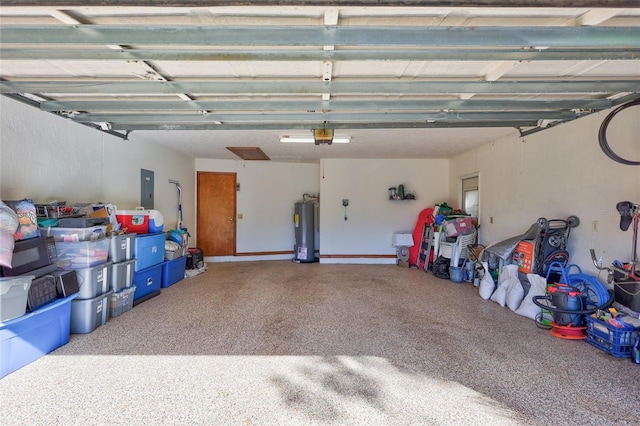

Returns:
237,213,243,219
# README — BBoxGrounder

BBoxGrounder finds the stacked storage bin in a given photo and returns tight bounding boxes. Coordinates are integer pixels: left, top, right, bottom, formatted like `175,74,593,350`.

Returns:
1,290,76,379
161,229,188,288
132,232,165,305
107,233,137,318
44,219,113,334
161,251,187,289
2,200,79,378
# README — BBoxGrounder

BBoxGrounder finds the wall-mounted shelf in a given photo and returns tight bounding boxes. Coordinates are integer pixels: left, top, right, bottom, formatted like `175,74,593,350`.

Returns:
388,186,416,200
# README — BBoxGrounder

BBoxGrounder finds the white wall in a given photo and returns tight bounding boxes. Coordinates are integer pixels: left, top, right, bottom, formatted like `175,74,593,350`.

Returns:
450,107,640,281
320,158,450,263
195,158,452,264
0,96,196,234
1,97,105,202
195,159,319,258
102,135,196,233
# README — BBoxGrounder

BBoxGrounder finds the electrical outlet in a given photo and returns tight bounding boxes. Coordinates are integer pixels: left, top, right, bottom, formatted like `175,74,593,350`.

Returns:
592,220,599,232
342,199,349,207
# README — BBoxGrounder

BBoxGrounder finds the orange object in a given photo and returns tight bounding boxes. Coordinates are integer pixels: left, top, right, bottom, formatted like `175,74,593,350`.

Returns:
513,240,535,274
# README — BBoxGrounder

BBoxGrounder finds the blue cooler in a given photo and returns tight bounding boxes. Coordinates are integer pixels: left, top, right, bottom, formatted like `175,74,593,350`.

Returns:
147,210,164,233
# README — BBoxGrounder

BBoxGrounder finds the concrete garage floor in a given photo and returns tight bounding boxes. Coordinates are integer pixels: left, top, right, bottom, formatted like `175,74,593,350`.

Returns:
1,261,639,425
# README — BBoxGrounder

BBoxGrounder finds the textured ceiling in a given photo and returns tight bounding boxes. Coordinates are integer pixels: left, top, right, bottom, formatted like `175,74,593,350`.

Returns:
1,3,639,162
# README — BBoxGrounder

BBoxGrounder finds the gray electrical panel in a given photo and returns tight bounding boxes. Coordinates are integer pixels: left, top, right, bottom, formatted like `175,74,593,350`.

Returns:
140,169,154,209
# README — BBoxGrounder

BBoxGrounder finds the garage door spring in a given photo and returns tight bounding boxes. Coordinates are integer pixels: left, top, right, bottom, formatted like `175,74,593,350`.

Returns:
598,98,640,166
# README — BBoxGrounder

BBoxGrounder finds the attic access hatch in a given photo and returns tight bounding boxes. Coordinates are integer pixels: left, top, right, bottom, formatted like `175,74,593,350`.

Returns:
226,147,270,161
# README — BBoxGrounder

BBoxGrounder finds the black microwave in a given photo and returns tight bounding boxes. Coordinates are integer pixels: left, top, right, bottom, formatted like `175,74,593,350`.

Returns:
0,235,57,277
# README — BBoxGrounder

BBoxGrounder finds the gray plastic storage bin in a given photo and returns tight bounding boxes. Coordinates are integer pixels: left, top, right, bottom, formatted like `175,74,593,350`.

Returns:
75,262,111,300
0,276,34,322
109,286,136,318
109,259,136,292
70,291,112,334
108,233,136,262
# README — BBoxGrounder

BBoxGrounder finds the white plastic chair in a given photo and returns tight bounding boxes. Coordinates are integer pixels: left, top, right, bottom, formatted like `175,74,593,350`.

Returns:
438,228,477,267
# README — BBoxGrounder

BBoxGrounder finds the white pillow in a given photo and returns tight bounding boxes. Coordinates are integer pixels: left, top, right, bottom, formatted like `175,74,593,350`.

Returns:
515,273,548,320
479,262,495,300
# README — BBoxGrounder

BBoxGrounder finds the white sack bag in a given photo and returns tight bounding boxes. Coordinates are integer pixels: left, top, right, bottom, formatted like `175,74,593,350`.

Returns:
491,264,518,307
503,265,525,311
479,261,496,300
515,273,548,320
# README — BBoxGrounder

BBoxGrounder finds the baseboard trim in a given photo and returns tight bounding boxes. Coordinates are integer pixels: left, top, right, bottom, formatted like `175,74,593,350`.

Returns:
319,254,397,265
235,251,293,256
320,254,396,259
205,252,394,264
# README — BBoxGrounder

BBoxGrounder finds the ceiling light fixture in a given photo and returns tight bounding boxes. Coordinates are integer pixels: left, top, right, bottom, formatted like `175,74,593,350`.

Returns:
279,134,351,144
280,124,350,145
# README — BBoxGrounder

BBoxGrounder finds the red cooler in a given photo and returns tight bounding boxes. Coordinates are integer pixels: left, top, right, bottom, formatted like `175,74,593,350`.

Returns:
116,209,149,234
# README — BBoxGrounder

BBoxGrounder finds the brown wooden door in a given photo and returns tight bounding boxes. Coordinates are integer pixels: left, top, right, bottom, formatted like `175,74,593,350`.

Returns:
197,172,236,256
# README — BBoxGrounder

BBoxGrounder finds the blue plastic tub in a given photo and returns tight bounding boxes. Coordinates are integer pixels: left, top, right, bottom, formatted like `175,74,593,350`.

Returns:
133,232,165,272
132,263,162,302
586,314,639,358
161,255,187,288
450,267,464,283
1,294,77,379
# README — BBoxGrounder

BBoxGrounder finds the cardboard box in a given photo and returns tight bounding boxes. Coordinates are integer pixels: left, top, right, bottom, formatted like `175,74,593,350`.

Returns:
513,240,535,274
90,207,113,234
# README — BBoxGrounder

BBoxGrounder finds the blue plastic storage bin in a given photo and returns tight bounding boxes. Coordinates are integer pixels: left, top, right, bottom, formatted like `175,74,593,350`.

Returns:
132,263,162,303
133,232,165,272
161,255,187,288
1,294,77,379
586,314,639,358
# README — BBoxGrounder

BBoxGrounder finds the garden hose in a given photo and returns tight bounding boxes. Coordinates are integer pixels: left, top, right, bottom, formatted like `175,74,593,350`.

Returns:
598,99,640,166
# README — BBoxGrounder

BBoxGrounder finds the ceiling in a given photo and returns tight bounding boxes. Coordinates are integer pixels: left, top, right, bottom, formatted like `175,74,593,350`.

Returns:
1,2,639,162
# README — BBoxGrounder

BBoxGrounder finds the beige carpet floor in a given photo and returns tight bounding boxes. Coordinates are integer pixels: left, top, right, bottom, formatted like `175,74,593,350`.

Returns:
1,260,639,425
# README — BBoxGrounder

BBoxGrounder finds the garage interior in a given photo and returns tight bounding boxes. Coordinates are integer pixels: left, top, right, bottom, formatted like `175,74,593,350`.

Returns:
1,1,639,425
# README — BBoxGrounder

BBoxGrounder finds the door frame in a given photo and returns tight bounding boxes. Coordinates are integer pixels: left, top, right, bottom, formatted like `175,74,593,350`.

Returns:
458,171,480,223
